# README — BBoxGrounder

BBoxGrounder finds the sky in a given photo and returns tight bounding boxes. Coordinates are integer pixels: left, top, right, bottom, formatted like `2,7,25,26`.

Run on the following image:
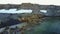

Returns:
0,0,60,5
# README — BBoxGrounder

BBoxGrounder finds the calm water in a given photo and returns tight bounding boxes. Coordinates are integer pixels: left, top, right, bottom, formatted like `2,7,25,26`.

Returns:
1,17,60,34
24,17,60,34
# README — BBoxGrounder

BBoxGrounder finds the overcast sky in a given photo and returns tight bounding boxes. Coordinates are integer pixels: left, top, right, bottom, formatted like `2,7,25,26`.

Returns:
0,0,60,5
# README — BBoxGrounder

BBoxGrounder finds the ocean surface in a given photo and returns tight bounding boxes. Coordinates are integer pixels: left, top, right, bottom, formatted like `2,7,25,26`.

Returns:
0,17,60,34
24,17,60,34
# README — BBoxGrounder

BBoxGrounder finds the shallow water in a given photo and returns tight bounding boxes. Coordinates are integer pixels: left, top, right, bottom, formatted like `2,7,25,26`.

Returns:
24,17,60,34
0,17,60,34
